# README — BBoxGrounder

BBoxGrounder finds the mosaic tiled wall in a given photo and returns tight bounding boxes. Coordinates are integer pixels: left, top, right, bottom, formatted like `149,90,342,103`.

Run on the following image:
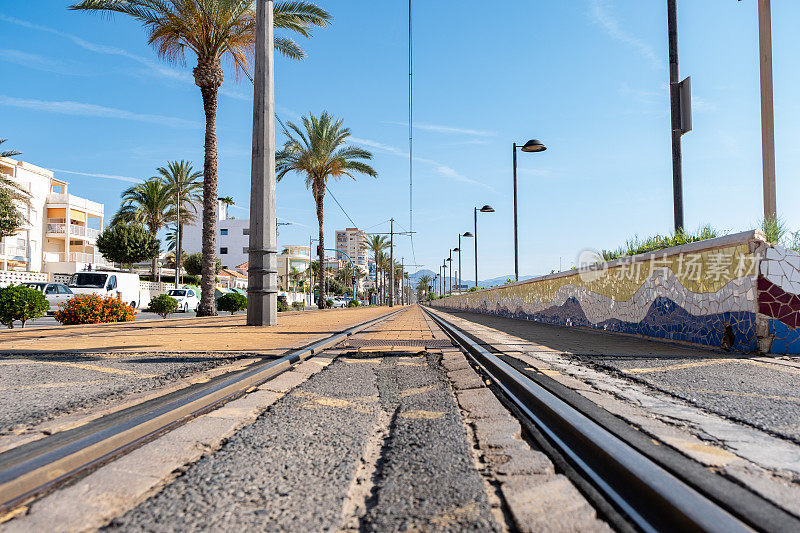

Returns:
757,246,800,354
433,232,766,352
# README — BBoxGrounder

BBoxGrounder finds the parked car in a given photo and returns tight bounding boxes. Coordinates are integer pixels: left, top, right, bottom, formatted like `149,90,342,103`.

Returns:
67,270,143,309
22,282,73,314
331,296,347,308
166,288,200,313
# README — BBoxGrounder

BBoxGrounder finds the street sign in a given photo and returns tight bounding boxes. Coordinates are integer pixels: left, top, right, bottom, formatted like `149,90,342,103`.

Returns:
679,76,692,135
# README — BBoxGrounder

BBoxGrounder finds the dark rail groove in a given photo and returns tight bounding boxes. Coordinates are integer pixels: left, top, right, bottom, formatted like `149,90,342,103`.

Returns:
422,306,798,533
0,308,403,514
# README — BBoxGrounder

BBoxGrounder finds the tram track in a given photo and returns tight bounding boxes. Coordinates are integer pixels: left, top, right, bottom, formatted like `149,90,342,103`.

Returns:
423,306,800,533
0,308,403,515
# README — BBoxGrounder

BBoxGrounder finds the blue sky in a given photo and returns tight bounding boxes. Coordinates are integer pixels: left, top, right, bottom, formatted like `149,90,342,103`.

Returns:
2,1,799,280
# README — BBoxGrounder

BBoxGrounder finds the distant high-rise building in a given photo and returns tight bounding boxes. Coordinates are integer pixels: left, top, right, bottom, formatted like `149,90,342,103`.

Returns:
335,227,367,268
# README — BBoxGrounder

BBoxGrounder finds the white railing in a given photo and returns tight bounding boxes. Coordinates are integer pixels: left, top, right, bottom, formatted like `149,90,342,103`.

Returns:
0,243,28,258
86,227,100,239
71,225,86,237
47,218,67,234
46,219,98,239
42,251,113,266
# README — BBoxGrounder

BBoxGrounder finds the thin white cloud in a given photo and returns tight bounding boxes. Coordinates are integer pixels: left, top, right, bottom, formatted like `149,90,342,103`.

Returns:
350,137,494,191
0,95,200,128
385,121,496,137
0,49,86,76
0,14,247,100
588,0,661,69
52,168,143,184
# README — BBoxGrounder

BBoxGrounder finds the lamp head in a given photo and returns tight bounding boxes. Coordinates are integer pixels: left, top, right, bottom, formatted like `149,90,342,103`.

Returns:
521,139,546,153
463,232,473,237
479,205,495,213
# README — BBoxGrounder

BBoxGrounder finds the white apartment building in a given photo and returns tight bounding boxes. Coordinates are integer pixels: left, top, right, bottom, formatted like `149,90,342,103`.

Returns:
0,157,107,274
335,227,368,268
277,245,310,292
182,199,250,270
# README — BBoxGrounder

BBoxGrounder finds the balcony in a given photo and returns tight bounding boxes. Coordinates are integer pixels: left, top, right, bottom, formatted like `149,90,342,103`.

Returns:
0,242,28,259
42,251,113,267
46,193,104,215
46,219,100,242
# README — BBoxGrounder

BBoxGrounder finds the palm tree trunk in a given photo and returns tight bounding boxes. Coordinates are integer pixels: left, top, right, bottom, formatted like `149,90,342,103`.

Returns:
195,62,222,317
315,189,326,309
177,222,184,286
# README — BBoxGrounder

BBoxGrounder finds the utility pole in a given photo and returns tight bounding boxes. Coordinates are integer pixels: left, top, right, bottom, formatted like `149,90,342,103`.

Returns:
758,0,777,219
175,187,180,289
247,0,278,326
401,257,405,306
389,218,394,307
667,0,684,232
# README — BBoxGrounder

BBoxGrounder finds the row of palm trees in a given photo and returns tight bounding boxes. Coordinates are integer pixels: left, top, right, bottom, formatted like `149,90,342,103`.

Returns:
70,1,381,312
363,234,409,305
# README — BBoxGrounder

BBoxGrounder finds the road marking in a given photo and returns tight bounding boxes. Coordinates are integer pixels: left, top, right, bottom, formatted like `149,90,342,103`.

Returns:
400,384,438,397
623,359,735,374
667,386,800,404
400,410,445,420
0,360,156,378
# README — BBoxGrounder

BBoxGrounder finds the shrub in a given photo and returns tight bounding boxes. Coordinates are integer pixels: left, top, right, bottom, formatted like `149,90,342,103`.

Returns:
325,298,334,308
217,292,247,314
149,294,179,319
291,301,305,311
184,253,222,277
55,294,135,325
0,285,49,329
277,299,288,312
347,300,359,307
601,225,720,261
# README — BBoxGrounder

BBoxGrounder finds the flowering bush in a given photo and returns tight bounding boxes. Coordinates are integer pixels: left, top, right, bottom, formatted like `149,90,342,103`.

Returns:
55,294,135,325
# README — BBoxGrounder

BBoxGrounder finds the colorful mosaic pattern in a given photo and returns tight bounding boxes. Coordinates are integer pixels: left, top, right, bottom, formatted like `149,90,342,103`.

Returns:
434,243,760,352
758,246,800,354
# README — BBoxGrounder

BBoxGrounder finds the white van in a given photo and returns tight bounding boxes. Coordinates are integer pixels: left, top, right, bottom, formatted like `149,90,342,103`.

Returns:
67,271,143,309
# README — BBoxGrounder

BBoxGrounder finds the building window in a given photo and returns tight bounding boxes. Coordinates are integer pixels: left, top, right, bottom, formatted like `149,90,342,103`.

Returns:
220,247,228,254
220,229,228,235
243,229,249,235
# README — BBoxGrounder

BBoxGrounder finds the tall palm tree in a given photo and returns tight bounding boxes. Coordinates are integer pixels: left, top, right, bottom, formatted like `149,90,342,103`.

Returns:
417,274,432,301
0,139,30,209
0,139,21,158
115,178,174,276
69,0,331,316
276,112,377,308
218,195,235,220
156,160,202,285
364,235,388,304
289,266,304,297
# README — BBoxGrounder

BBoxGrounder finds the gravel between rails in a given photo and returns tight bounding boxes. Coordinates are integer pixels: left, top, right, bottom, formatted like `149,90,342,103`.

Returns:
104,350,498,532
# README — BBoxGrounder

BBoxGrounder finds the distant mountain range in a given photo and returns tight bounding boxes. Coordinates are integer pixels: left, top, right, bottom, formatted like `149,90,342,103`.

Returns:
408,269,535,289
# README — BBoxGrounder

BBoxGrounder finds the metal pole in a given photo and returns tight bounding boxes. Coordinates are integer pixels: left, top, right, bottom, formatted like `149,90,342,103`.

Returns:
512,143,519,282
448,249,452,295
389,218,394,307
474,207,478,289
457,234,462,294
667,0,684,232
401,257,405,305
758,0,777,220
247,0,278,326
175,187,180,289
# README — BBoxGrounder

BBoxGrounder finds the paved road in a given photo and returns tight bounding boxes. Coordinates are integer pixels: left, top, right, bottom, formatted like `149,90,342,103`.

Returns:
444,310,800,443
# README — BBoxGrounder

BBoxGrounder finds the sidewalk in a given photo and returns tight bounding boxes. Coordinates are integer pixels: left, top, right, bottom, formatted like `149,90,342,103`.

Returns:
0,307,396,355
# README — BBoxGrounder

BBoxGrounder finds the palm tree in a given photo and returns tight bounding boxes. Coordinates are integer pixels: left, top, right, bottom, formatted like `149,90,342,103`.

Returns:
156,161,202,285
0,139,31,209
364,235,388,304
218,195,235,220
115,178,174,276
276,112,377,308
417,274,432,301
0,139,21,158
289,266,304,297
69,0,331,316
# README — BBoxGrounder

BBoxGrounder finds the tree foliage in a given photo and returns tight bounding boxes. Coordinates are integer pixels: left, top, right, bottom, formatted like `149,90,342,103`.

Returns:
184,252,222,277
217,292,247,314
0,189,23,240
149,293,179,319
0,285,49,328
96,222,160,267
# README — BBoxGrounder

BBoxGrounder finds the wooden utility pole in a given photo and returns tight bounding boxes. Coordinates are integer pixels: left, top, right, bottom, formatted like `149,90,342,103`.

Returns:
247,0,278,326
758,0,777,219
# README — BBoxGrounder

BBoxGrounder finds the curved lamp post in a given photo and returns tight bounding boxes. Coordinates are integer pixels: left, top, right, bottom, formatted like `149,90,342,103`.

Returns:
512,139,546,282
473,205,494,289
460,232,472,292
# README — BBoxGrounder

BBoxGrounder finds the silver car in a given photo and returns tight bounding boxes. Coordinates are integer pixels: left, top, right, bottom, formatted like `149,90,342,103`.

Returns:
23,282,73,314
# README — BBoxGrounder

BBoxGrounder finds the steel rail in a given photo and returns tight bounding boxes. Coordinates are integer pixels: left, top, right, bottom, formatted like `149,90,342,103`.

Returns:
0,308,404,514
423,306,753,533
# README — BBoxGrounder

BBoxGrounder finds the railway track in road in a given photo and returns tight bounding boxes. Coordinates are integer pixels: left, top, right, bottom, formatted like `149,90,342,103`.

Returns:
423,306,800,533
0,308,404,515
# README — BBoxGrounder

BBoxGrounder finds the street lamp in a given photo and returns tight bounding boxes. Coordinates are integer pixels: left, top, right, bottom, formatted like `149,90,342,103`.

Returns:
446,254,453,295
460,232,472,292
513,140,546,282
473,205,493,289
453,246,460,294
